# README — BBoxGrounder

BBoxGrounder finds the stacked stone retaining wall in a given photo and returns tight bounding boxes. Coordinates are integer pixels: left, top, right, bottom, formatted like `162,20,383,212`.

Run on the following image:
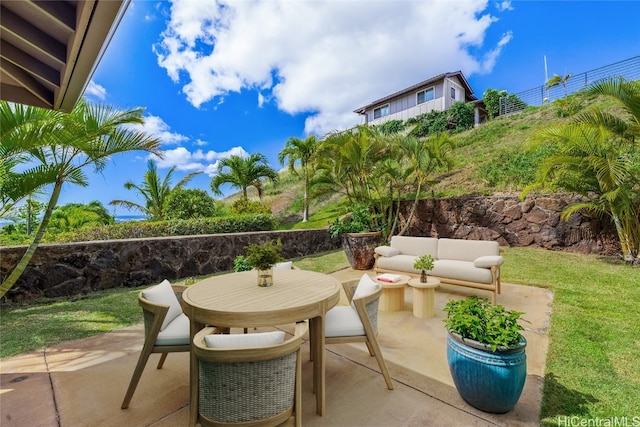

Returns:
398,193,618,254
0,194,619,302
0,229,341,302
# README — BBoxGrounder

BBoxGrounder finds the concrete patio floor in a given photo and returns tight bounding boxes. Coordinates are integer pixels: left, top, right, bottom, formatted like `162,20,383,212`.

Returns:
0,268,553,426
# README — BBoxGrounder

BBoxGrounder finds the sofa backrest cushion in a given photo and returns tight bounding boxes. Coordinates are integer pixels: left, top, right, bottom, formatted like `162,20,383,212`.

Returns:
390,236,438,257
437,238,499,262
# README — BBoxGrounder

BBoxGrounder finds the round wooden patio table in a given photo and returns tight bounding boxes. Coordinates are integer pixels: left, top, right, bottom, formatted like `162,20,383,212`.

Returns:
182,269,341,426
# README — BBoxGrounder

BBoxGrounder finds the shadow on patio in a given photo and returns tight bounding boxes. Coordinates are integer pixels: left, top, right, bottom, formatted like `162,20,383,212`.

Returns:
0,268,552,426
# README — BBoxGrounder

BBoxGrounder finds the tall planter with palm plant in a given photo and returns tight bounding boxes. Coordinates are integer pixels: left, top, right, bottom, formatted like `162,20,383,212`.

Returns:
109,160,202,221
328,204,381,270
0,99,162,298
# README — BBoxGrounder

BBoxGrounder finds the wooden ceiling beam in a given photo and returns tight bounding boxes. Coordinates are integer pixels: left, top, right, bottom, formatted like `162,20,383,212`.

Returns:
0,6,66,65
1,40,60,87
0,57,54,107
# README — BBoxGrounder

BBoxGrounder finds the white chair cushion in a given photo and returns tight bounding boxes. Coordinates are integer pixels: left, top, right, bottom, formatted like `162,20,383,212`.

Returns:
353,274,380,300
473,255,504,268
325,306,365,337
273,261,293,270
155,313,190,346
374,246,400,257
204,331,286,348
142,279,183,331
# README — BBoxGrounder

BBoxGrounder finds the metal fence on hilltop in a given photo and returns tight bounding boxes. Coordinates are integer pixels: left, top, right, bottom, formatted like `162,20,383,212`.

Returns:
499,55,640,116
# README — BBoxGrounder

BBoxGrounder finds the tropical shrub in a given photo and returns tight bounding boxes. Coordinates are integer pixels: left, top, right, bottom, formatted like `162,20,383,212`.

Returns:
165,188,217,219
46,214,276,243
230,198,272,215
376,119,405,135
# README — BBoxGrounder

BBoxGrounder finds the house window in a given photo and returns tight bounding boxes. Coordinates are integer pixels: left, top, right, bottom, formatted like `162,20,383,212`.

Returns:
451,87,456,100
417,88,435,104
373,104,389,119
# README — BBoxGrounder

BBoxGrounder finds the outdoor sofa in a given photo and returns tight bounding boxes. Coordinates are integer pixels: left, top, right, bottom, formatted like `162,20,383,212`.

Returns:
374,236,504,304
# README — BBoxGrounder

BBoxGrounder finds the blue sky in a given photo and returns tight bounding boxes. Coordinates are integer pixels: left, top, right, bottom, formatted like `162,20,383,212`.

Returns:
57,0,640,216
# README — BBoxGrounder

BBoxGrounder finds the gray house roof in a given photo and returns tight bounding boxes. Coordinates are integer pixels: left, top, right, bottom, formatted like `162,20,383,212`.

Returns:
353,71,477,114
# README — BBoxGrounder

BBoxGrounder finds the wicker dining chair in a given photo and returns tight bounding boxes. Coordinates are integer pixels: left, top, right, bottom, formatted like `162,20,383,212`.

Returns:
192,321,308,427
325,274,394,390
121,280,190,409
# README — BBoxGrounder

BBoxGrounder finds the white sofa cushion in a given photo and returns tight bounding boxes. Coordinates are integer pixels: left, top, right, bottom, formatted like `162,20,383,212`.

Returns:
437,238,499,262
325,306,364,337
156,313,190,346
473,255,504,268
375,246,400,257
273,261,293,270
390,236,438,257
204,331,285,348
376,254,421,274
433,260,494,284
142,279,183,331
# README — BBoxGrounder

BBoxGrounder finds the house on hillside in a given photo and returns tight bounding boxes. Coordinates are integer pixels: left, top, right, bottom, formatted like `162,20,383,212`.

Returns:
354,71,486,127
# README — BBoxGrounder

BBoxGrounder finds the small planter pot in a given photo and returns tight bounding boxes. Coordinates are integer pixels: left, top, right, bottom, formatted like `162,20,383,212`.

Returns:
446,332,527,413
341,232,381,270
256,268,273,287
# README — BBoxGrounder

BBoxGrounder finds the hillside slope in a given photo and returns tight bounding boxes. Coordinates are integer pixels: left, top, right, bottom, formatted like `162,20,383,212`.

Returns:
235,94,610,223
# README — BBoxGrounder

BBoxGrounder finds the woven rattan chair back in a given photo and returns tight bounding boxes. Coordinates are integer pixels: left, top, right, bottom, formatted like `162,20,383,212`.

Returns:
193,321,308,427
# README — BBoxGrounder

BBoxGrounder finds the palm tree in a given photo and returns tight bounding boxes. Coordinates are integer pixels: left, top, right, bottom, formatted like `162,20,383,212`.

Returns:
109,160,202,221
1,102,63,217
0,99,162,298
210,153,278,200
395,133,454,235
578,78,640,146
546,73,572,107
523,79,640,262
278,135,320,222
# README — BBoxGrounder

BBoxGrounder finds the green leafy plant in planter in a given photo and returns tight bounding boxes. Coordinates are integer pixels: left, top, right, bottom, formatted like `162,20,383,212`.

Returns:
443,296,527,413
233,255,252,272
413,254,435,283
244,239,284,286
328,204,382,270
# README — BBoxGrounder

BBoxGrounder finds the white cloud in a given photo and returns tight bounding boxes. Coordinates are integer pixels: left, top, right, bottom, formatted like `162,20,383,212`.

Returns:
497,1,514,12
135,114,189,145
85,80,106,100
155,0,509,136
480,31,513,73
150,145,249,177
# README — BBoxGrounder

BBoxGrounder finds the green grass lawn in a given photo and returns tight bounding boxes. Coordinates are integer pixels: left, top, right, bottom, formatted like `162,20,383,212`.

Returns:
1,246,638,422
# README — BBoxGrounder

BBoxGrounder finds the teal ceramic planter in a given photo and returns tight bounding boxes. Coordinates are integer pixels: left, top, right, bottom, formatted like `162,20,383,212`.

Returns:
446,332,527,413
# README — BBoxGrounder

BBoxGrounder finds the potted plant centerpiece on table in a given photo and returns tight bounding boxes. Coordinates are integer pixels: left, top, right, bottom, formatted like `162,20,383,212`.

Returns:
328,204,382,270
244,239,284,287
443,296,527,413
413,254,435,283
